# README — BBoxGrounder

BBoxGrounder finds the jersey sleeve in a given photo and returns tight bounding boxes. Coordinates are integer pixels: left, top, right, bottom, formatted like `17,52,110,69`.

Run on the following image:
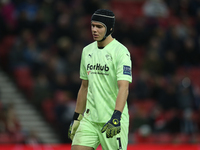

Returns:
80,49,88,80
116,48,132,83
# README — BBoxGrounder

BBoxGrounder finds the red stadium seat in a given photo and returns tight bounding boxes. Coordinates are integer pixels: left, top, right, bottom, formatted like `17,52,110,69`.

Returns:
130,99,156,117
111,0,145,24
0,36,16,69
0,133,12,143
42,99,56,123
133,131,157,144
13,67,34,97
156,133,173,143
130,47,145,69
174,133,190,143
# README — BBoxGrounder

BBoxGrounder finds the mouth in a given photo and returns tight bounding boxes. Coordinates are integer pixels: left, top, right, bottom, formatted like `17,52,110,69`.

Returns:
93,34,98,38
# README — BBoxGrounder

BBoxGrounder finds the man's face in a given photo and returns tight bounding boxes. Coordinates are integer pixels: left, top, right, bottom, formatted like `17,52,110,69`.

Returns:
91,21,106,41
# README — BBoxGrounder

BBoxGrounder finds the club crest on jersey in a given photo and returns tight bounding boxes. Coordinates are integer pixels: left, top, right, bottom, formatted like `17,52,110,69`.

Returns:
105,54,112,61
123,65,131,76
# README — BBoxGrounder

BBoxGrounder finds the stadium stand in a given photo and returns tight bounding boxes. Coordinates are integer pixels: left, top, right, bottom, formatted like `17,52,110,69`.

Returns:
0,0,200,144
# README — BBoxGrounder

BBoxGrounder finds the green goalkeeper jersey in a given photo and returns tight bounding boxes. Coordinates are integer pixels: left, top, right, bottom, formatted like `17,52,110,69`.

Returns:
80,39,132,123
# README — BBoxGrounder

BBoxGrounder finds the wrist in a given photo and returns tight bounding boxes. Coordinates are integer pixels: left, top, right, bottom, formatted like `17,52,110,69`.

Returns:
112,110,122,120
73,112,83,121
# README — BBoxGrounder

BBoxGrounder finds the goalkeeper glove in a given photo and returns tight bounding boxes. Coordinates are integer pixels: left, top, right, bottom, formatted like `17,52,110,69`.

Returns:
68,112,83,140
101,110,122,138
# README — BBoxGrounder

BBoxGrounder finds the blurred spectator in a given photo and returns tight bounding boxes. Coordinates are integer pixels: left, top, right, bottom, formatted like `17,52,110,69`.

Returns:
32,72,51,109
162,24,183,55
142,50,164,75
162,50,177,76
9,38,27,70
16,0,39,21
0,0,17,31
0,106,6,134
181,108,198,135
164,108,181,134
130,106,150,133
82,0,106,15
23,39,41,70
24,129,43,144
143,0,169,18
148,75,165,101
148,105,166,133
53,11,74,42
56,36,72,59
0,103,25,143
157,80,179,110
179,37,200,66
53,73,70,91
68,71,82,99
133,70,150,100
196,9,200,36
0,14,7,40
177,77,196,110
54,91,76,143
130,18,152,47
4,103,21,134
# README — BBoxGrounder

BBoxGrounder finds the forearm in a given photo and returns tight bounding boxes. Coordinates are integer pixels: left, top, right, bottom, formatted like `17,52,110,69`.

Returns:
68,80,88,141
101,80,129,138
75,80,88,114
115,80,129,113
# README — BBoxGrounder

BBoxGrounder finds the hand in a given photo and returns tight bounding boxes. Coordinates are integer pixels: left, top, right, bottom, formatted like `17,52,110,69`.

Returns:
68,112,83,140
101,110,122,138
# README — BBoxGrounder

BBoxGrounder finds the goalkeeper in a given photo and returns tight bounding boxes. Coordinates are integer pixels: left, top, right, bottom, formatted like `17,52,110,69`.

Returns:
68,9,132,150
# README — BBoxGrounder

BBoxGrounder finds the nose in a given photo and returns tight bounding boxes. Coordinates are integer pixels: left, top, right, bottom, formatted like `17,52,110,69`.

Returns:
92,26,97,32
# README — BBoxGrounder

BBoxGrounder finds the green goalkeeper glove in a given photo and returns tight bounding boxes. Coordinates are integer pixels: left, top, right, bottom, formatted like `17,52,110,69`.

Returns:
101,110,122,138
68,112,83,140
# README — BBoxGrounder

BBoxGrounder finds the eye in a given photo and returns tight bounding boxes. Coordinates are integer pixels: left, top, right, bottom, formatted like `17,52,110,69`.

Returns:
97,25,103,28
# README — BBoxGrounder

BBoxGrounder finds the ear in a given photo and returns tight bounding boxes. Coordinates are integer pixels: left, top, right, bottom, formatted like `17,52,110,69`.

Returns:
110,28,114,33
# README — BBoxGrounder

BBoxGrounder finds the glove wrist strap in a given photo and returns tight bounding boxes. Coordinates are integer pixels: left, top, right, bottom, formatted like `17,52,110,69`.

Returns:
112,110,122,120
73,112,83,121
